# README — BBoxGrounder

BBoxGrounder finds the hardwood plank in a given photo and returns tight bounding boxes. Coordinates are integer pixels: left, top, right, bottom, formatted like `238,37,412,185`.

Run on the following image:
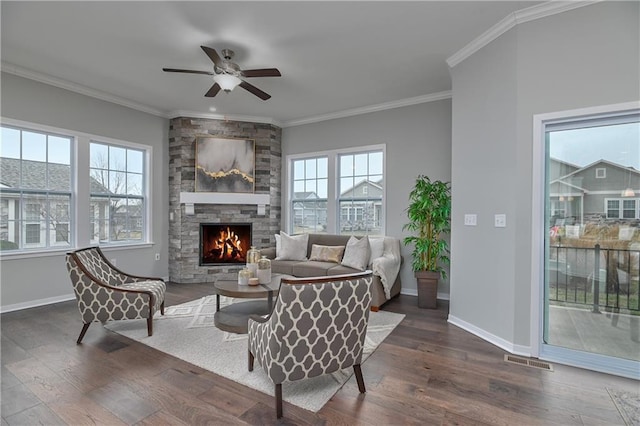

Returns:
48,396,127,426
134,410,191,426
86,381,159,424
1,365,22,391
0,383,43,418
3,403,66,425
5,357,82,404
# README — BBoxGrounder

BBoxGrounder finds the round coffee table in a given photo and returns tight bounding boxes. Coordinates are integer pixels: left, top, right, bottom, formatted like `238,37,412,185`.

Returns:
213,275,284,334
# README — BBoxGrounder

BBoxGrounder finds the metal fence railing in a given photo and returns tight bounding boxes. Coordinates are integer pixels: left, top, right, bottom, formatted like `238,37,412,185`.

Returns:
548,244,640,313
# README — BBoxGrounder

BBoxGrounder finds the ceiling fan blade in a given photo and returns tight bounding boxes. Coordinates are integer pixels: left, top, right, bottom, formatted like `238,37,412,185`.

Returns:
242,68,282,78
163,68,214,75
239,80,271,100
200,46,223,67
205,83,221,97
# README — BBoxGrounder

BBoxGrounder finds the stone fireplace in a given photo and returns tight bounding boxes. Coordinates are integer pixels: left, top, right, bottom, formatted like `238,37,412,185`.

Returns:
200,223,252,266
168,117,281,283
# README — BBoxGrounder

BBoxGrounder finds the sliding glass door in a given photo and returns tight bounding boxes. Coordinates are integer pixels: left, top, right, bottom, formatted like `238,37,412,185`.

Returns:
540,106,640,379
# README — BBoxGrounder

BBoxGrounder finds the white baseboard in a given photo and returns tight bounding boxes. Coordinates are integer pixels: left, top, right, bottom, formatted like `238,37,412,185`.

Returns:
400,289,450,301
448,314,531,357
1,293,76,314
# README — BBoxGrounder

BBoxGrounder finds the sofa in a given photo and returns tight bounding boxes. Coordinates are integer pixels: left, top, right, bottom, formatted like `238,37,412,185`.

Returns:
260,233,402,311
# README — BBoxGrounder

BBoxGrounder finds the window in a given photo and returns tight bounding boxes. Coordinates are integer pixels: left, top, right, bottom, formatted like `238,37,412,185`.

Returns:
288,145,385,236
90,141,145,244
606,199,620,218
290,157,328,234
339,151,383,235
596,168,606,178
0,125,72,251
606,198,639,219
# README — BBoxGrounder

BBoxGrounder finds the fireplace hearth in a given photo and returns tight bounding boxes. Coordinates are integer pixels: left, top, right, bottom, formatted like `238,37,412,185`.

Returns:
200,223,252,265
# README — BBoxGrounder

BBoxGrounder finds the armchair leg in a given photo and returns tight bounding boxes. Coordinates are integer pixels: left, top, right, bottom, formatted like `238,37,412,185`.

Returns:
354,364,366,393
275,383,283,418
160,301,165,315
77,323,91,344
147,317,153,336
248,350,254,371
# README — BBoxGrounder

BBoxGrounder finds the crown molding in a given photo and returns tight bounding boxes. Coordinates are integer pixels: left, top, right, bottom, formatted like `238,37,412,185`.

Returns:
447,0,603,68
167,110,282,127
1,62,169,118
282,90,452,128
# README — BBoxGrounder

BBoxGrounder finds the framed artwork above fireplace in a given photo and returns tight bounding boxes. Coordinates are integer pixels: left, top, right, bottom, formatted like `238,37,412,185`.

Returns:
195,136,255,193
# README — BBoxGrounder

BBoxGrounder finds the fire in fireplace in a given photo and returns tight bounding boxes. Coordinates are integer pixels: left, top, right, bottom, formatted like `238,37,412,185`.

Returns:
200,223,252,265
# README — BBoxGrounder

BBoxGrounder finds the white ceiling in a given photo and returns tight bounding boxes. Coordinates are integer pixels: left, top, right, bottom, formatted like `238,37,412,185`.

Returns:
1,1,543,126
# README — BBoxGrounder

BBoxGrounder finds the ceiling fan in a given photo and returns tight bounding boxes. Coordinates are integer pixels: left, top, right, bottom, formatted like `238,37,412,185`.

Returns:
162,46,281,100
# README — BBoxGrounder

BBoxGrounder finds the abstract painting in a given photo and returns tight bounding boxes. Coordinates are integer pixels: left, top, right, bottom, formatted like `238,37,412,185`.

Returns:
195,136,255,193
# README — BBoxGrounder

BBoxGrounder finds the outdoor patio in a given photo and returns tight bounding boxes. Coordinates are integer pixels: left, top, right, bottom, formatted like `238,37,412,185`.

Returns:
548,304,640,362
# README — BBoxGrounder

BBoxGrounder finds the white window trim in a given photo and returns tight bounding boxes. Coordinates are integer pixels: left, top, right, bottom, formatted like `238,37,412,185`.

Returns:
595,167,606,178
286,144,386,235
605,197,640,219
0,117,154,259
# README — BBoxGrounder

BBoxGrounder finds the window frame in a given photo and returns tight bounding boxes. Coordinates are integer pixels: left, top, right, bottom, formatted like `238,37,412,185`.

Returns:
605,197,639,219
286,144,386,236
89,140,147,245
0,124,75,252
0,118,154,258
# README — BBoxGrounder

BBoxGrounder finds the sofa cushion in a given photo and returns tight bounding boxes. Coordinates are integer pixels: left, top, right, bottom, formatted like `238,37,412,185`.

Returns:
309,244,345,263
341,236,371,271
327,264,362,275
292,261,339,277
271,260,301,276
276,232,309,261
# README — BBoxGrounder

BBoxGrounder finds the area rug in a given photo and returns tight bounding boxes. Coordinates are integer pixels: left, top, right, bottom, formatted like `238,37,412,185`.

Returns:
607,388,640,426
105,295,405,413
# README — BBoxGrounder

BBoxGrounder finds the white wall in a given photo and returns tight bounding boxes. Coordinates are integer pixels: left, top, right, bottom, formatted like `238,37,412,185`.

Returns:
450,1,639,351
1,73,169,311
282,99,452,297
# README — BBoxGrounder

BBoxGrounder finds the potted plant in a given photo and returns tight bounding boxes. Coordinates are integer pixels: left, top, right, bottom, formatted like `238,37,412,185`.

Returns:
403,175,451,309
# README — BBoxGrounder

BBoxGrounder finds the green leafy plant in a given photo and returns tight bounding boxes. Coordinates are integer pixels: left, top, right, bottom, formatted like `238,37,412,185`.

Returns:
402,175,451,278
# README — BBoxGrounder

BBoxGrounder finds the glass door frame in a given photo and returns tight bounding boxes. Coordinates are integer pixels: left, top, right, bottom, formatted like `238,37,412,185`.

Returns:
531,101,640,380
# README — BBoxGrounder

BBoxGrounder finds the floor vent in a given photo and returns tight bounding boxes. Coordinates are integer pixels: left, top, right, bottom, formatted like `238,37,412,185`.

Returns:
504,355,554,371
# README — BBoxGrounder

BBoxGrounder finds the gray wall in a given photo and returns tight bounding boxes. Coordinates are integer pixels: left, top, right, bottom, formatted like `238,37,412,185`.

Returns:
1,72,169,311
282,99,452,296
450,1,639,349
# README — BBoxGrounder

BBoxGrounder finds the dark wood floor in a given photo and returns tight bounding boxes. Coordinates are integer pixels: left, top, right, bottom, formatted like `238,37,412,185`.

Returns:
2,283,637,425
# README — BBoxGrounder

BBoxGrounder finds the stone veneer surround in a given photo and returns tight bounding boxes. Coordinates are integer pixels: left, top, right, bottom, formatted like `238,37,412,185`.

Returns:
168,117,281,283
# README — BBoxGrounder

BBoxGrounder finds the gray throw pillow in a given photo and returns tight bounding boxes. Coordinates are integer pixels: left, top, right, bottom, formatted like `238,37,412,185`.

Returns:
341,236,371,271
275,232,308,261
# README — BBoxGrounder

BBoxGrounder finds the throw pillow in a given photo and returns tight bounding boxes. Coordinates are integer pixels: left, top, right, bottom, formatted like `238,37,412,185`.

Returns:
275,232,309,261
368,237,385,265
275,233,281,257
309,244,345,263
341,236,371,271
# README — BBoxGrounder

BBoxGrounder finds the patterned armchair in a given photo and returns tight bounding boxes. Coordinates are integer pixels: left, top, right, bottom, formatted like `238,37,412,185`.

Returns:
248,271,373,418
66,247,166,344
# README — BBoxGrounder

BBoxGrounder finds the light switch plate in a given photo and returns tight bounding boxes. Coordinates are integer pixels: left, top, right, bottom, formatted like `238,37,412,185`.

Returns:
494,214,506,228
464,214,477,226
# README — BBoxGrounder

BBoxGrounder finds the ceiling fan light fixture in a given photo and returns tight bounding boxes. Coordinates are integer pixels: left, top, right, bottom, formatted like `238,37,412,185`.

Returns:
214,74,241,91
